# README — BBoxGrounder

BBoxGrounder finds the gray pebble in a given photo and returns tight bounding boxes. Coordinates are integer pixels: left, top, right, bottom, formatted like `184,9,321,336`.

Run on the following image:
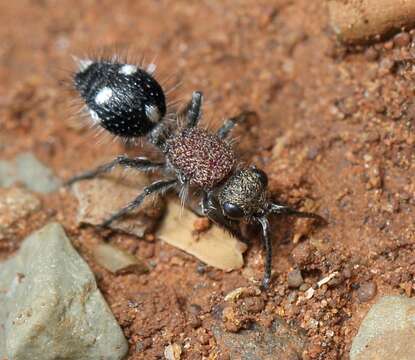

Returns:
287,269,304,289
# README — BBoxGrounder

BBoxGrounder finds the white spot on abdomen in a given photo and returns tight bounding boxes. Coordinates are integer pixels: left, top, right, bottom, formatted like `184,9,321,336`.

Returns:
119,64,137,75
145,104,160,122
95,87,113,105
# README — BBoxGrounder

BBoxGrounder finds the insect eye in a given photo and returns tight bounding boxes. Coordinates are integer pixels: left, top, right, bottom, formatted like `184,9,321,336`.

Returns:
254,168,268,187
223,202,244,219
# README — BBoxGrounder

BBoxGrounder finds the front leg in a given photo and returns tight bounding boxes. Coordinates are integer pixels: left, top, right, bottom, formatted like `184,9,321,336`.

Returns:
257,217,272,289
180,91,203,128
270,203,326,224
217,111,256,139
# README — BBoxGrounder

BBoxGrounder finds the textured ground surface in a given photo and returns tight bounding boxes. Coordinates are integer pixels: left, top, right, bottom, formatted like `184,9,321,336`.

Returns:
0,1,414,359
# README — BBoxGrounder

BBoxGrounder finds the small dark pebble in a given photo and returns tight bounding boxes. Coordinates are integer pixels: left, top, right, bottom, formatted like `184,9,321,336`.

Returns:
393,32,411,47
197,263,207,274
189,303,202,315
287,291,298,303
189,314,202,328
356,281,377,302
287,269,304,289
306,146,320,160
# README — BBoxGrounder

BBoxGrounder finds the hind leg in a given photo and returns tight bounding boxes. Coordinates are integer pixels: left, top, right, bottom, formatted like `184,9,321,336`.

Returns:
66,155,164,186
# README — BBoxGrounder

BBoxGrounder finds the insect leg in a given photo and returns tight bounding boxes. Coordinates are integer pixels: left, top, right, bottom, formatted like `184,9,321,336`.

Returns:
65,155,164,186
257,217,272,289
270,203,326,223
100,179,177,227
217,111,256,139
183,91,203,128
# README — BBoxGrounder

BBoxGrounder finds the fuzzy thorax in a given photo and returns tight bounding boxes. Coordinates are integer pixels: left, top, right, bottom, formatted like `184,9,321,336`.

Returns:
166,128,235,189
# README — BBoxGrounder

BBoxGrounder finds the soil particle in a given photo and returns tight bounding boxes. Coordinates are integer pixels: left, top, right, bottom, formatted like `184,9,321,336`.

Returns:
356,282,378,303
0,187,41,241
287,269,304,289
364,47,379,62
164,343,182,360
393,32,411,47
291,241,313,266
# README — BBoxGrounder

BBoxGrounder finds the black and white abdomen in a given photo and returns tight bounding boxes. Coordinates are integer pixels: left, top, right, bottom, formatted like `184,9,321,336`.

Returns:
74,60,166,137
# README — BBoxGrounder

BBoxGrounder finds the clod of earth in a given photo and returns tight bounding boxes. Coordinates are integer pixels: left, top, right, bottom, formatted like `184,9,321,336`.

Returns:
72,171,165,237
157,200,247,271
0,222,128,360
328,0,415,44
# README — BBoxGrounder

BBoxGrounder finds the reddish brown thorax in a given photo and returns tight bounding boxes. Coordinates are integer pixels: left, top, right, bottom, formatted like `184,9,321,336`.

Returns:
166,128,235,189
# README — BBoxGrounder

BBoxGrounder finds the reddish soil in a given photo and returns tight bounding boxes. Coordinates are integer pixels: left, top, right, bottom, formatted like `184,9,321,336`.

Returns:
1,1,414,359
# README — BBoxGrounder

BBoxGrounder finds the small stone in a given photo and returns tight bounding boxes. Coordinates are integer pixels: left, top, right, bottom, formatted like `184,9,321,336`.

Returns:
164,343,182,360
356,281,377,302
350,296,415,359
393,32,411,47
287,269,304,288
